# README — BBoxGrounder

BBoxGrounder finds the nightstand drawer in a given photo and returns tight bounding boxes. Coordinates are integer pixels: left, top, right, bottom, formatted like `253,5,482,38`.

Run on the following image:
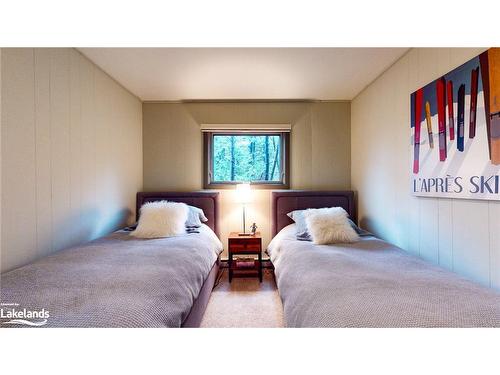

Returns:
245,243,261,251
229,241,261,253
229,243,246,252
229,238,261,246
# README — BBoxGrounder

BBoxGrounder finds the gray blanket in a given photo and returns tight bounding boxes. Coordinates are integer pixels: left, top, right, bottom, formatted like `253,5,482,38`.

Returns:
268,225,500,327
1,225,222,328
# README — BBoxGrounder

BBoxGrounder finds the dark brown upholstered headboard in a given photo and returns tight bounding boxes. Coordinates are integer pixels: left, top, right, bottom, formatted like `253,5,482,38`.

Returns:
271,190,356,237
136,192,220,237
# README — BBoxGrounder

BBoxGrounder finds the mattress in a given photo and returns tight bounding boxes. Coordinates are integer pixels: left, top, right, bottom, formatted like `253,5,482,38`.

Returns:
268,224,500,328
0,224,222,328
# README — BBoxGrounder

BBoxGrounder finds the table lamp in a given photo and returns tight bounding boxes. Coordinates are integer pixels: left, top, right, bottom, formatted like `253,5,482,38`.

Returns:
235,183,252,235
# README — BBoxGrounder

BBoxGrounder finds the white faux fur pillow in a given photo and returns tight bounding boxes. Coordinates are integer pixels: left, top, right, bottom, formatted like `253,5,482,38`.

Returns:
131,201,189,239
304,207,360,245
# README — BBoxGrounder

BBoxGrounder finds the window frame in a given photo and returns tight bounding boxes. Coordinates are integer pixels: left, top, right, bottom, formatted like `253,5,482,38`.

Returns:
203,131,290,189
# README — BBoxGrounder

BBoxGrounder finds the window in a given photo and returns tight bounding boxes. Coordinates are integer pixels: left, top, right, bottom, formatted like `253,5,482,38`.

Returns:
204,132,289,188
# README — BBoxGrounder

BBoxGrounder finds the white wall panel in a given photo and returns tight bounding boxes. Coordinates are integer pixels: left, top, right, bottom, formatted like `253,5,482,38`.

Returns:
490,202,500,289
50,48,72,253
392,53,411,252
452,200,490,286
69,49,83,245
93,67,113,238
34,48,53,258
1,49,37,271
1,48,142,272
79,54,98,242
419,198,439,264
437,199,453,269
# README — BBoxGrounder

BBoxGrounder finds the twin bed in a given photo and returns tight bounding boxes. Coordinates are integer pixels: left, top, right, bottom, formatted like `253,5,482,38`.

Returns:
2,190,499,328
1,192,222,328
268,191,500,327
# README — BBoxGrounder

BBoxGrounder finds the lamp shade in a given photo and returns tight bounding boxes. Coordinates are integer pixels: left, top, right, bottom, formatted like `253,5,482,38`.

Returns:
235,183,252,204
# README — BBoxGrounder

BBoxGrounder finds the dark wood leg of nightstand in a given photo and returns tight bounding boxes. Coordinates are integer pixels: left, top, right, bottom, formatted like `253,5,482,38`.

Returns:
229,252,233,282
258,251,262,282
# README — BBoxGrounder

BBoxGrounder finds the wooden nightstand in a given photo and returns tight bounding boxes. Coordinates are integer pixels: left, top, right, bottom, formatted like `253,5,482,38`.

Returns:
228,232,262,282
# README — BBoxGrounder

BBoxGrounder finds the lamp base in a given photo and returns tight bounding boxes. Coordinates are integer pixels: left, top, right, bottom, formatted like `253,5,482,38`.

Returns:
238,232,253,236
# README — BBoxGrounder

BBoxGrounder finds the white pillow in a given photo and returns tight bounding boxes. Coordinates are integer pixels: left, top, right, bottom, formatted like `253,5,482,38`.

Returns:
131,201,189,239
304,207,359,245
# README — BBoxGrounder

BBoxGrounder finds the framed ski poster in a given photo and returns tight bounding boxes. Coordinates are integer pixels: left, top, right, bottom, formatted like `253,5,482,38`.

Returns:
411,48,500,200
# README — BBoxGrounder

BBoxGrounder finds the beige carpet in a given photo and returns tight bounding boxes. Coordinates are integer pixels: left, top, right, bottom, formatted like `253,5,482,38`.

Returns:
200,268,285,328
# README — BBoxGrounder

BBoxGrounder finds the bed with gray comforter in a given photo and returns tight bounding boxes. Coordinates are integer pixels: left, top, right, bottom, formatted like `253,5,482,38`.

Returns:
1,225,222,328
268,224,500,328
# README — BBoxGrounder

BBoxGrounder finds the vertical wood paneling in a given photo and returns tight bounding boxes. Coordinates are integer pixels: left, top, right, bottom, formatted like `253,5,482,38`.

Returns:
79,54,97,242
406,49,421,256
352,47,498,290
1,49,37,268
406,196,421,257
1,48,142,272
452,200,490,286
290,108,312,188
114,87,142,211
375,63,398,243
50,48,72,252
437,199,453,269
93,68,112,237
419,198,439,264
393,54,411,251
34,49,53,258
69,49,83,244
311,102,351,189
489,202,500,289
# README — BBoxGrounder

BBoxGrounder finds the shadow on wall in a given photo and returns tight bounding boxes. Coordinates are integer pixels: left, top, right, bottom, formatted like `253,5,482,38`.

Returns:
2,207,133,273
56,208,101,253
359,217,378,237
90,207,132,240
359,215,410,253
49,207,132,256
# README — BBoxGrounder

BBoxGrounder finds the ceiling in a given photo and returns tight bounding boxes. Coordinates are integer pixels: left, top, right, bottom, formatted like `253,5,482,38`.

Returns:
79,48,409,101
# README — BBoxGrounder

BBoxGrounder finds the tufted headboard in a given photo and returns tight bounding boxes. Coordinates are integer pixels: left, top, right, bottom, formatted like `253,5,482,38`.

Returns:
271,190,356,237
136,191,220,237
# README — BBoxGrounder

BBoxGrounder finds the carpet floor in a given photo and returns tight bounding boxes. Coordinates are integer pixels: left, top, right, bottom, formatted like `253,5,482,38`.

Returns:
200,268,285,328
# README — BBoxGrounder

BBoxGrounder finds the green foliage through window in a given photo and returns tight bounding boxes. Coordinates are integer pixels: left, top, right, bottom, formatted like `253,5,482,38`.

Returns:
212,134,281,182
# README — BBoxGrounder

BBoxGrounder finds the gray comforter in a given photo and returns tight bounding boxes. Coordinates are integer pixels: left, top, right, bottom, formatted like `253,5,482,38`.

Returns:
268,225,500,327
1,225,222,328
